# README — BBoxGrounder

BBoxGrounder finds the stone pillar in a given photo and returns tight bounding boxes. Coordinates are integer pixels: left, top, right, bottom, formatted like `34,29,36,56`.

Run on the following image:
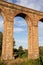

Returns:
2,15,14,60
28,19,39,59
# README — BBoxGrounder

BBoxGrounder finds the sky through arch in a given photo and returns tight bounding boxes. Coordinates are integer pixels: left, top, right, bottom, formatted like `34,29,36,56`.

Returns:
14,16,28,49
38,20,43,46
0,15,3,32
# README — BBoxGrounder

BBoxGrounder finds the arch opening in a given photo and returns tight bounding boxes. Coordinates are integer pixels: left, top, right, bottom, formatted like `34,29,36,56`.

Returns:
40,19,43,22
15,13,26,19
13,13,28,58
38,18,43,59
38,18,43,46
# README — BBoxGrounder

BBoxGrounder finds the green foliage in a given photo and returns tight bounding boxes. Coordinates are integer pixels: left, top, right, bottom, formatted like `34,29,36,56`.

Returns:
10,59,40,65
39,46,43,56
18,46,25,58
0,61,6,65
0,32,3,56
13,39,15,47
22,49,28,58
21,59,40,65
13,46,27,58
0,32,3,49
39,46,43,63
18,46,23,50
13,46,43,65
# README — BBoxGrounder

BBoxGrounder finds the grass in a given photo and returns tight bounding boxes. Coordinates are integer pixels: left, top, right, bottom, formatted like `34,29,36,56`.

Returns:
21,59,41,65
9,58,41,65
0,56,42,65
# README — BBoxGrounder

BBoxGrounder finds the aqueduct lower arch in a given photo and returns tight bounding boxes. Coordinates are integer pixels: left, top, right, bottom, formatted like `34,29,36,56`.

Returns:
0,0,43,60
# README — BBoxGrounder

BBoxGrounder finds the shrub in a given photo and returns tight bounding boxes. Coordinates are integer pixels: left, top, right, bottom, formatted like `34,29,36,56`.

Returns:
0,61,6,65
21,59,41,65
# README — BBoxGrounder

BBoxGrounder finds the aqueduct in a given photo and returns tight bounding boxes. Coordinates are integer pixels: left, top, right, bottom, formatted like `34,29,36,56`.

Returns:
0,0,43,60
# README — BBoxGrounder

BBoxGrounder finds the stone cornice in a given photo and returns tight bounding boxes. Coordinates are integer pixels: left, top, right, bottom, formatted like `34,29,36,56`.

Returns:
0,0,43,16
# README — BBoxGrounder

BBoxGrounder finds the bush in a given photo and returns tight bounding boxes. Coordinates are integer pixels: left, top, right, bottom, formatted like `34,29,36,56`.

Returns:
39,46,43,64
0,61,6,65
21,59,40,65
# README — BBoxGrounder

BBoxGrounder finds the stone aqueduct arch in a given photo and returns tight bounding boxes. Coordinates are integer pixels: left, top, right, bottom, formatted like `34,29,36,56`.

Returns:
0,0,43,60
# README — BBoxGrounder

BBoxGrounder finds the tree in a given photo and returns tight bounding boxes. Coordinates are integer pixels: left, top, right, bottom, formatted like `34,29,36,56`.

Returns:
13,38,15,47
39,46,43,57
13,38,15,53
0,32,3,56
18,46,23,51
0,32,3,50
18,46,24,57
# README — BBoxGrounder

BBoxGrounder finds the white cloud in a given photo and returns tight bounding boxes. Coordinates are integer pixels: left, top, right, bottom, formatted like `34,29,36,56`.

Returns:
15,39,27,44
39,40,43,46
14,27,24,32
16,0,28,5
14,20,27,27
0,21,3,27
0,20,3,31
38,22,43,32
38,22,43,28
15,0,43,11
14,17,27,27
28,3,41,11
4,0,43,11
14,39,28,49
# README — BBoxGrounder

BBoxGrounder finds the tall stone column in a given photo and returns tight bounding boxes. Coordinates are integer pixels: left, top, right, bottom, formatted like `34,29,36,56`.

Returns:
2,15,14,60
28,19,39,59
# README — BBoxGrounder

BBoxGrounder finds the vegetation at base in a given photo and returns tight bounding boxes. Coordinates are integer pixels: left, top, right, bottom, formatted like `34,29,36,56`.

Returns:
20,59,40,65
0,60,6,65
39,46,43,62
6,58,40,65
12,46,43,65
0,58,41,65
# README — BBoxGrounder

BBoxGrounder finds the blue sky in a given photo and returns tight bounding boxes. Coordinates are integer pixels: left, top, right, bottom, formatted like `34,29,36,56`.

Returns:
0,0,43,49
